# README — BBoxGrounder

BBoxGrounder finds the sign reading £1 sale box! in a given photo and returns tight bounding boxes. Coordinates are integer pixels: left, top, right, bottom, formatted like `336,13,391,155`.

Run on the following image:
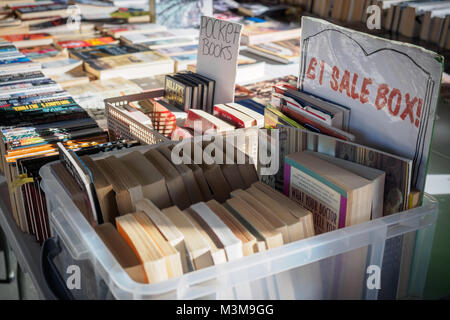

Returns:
196,16,242,105
298,17,443,192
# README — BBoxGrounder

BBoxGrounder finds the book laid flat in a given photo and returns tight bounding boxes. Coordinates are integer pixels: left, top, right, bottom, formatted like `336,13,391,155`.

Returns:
284,152,374,234
56,37,118,49
117,150,171,210
95,155,143,215
246,38,300,64
162,206,214,271
1,33,53,48
184,109,235,134
83,51,174,80
213,104,257,129
94,222,146,283
116,213,169,284
241,21,301,45
135,198,189,274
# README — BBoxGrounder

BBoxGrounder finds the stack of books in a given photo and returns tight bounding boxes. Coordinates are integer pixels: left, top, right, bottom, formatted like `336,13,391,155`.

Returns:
0,39,124,242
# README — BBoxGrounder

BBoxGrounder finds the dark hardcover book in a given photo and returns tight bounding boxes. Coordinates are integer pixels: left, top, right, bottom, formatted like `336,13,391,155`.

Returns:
15,4,68,14
177,73,207,111
164,75,192,112
235,99,265,115
172,74,200,110
0,91,69,107
0,78,56,89
184,71,215,113
70,43,148,61
0,98,89,127
29,17,68,30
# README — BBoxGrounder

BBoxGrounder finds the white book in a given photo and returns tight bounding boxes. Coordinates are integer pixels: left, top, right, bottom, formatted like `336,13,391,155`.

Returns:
190,202,243,262
0,62,41,76
225,102,264,128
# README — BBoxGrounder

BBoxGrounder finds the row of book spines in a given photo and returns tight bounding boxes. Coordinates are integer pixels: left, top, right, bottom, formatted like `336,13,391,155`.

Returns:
296,0,450,48
5,138,138,241
97,182,316,284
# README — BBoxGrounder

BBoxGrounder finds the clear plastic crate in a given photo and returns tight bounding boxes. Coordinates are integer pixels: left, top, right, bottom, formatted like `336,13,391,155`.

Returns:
39,139,438,300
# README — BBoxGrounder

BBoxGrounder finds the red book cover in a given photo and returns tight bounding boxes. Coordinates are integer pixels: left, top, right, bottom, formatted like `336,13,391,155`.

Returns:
57,37,116,49
213,105,245,128
185,110,217,133
1,33,52,42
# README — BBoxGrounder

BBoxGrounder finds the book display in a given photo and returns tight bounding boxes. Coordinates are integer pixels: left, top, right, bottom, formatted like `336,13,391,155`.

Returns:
0,0,446,302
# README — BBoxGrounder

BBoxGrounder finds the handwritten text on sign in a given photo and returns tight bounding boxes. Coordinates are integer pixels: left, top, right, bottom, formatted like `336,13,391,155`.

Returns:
298,17,443,192
197,16,242,105
305,56,423,128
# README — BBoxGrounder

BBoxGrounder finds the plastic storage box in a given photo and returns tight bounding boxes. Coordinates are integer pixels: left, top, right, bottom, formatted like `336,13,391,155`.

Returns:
39,138,438,300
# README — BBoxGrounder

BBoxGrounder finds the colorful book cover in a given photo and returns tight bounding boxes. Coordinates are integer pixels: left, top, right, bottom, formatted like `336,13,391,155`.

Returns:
110,8,149,19
1,33,52,42
20,45,62,60
0,56,31,64
15,3,67,14
58,37,117,49
164,75,188,109
284,155,348,233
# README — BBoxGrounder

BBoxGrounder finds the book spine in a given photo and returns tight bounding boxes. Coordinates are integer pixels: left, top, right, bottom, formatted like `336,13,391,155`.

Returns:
213,105,245,128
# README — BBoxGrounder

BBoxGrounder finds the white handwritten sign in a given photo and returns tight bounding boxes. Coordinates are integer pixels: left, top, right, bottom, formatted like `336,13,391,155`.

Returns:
298,17,443,192
196,16,242,105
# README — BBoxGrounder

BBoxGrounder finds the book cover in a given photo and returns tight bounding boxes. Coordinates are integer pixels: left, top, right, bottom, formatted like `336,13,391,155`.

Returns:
1,33,52,42
70,44,148,61
247,38,300,63
58,37,117,49
164,75,189,110
20,45,66,61
14,3,67,14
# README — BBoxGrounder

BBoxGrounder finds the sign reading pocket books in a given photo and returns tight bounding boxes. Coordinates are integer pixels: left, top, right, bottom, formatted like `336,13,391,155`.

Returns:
196,16,242,105
298,17,443,192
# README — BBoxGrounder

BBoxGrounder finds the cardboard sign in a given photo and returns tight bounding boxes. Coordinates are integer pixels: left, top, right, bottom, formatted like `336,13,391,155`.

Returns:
196,15,242,105
298,17,443,192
